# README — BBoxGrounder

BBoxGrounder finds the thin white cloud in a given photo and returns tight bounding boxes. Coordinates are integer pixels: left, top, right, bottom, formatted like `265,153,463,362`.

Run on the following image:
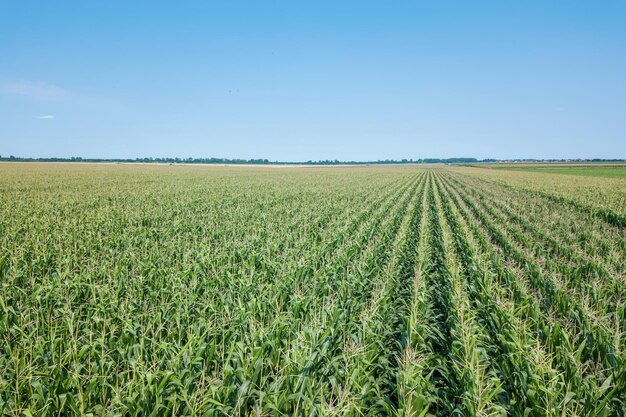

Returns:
1,79,121,110
38,114,55,119
1,80,75,101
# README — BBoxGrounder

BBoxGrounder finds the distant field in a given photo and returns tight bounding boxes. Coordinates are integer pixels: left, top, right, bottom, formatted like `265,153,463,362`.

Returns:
476,163,626,179
1,163,625,416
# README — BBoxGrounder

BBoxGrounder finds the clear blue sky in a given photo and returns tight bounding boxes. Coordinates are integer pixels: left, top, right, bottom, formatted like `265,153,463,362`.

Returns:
1,1,625,161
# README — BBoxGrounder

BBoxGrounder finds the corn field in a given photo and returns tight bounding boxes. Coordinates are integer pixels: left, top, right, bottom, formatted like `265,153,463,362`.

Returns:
1,163,624,417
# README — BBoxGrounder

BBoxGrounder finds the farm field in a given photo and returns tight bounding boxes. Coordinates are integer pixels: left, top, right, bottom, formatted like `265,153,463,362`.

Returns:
1,163,625,416
474,163,626,179
455,166,626,225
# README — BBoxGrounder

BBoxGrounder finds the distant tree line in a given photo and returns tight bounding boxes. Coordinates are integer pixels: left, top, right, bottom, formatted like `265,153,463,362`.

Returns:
0,155,623,165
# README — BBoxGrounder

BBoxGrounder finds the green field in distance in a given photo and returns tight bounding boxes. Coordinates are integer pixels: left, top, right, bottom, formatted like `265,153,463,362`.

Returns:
475,163,626,179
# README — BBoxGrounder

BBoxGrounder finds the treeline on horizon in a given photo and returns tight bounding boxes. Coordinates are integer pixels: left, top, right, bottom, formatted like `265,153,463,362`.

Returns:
0,155,623,165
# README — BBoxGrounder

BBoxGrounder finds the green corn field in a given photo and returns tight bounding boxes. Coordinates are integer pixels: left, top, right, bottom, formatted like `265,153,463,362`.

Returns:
1,162,624,417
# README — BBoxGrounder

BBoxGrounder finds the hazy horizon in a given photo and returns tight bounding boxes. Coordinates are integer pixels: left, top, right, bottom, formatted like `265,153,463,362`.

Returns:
2,1,625,161
1,155,624,163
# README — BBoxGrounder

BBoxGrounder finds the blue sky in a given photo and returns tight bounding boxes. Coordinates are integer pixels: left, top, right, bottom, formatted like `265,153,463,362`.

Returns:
1,1,625,161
